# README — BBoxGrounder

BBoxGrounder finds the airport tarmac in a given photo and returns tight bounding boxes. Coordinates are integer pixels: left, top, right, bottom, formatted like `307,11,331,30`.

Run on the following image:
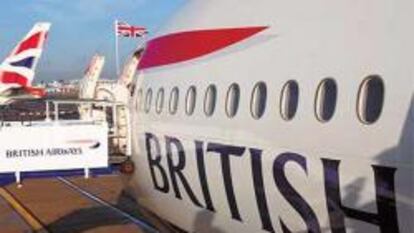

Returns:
0,175,148,233
0,98,154,232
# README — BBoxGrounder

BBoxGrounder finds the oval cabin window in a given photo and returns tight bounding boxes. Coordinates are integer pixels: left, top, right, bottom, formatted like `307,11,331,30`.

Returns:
280,80,299,121
315,78,337,122
357,75,385,124
226,83,240,118
169,87,179,115
186,86,197,115
204,84,217,116
155,88,164,114
251,82,267,119
145,88,153,113
136,88,142,112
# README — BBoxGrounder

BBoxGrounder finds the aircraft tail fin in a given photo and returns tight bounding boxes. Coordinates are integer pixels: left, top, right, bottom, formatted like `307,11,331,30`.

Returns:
0,22,51,94
78,54,105,99
118,49,143,88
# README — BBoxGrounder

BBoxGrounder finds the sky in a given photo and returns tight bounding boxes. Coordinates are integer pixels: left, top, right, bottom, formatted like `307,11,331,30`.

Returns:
0,0,185,82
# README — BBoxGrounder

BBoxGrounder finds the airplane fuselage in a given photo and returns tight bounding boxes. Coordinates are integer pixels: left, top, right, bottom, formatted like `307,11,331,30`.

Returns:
128,0,414,232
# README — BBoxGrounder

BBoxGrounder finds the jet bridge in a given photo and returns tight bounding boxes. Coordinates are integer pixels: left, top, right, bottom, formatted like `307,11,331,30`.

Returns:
70,99,132,163
0,99,132,185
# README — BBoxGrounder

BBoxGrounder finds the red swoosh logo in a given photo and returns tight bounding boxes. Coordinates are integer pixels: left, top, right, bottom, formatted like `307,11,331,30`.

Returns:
138,26,268,70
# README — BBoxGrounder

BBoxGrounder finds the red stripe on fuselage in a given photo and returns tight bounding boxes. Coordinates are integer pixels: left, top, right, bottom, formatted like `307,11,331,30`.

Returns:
14,32,42,55
138,26,268,70
0,72,28,86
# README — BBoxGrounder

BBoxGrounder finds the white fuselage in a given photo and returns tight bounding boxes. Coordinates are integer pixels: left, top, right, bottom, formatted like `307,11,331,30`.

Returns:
128,1,414,232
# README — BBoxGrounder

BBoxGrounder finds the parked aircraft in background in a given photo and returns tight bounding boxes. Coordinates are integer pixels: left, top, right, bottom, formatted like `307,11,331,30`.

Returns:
78,54,105,100
95,49,144,103
118,49,144,92
0,22,51,105
126,0,414,232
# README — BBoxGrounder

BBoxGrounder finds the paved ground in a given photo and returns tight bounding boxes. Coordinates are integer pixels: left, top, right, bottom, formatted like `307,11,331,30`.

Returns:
0,99,154,233
0,175,147,233
0,194,32,232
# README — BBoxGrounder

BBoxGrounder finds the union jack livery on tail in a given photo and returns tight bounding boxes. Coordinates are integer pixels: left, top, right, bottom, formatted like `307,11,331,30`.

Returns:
0,22,51,104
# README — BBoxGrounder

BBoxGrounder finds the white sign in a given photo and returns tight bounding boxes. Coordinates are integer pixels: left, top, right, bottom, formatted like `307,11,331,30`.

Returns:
0,123,108,173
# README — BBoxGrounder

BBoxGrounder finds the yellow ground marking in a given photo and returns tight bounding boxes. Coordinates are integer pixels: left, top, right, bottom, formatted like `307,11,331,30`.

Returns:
0,187,48,232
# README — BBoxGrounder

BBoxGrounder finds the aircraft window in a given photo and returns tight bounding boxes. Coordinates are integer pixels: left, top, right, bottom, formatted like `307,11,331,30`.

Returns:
204,84,217,116
226,83,240,118
251,81,267,119
169,87,179,115
185,86,197,116
136,88,142,112
145,88,153,113
280,80,299,121
315,78,337,122
357,75,384,124
155,88,164,114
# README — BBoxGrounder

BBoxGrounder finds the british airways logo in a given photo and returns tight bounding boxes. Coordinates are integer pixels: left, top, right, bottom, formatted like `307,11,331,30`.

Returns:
144,132,400,233
66,140,101,149
138,27,268,70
